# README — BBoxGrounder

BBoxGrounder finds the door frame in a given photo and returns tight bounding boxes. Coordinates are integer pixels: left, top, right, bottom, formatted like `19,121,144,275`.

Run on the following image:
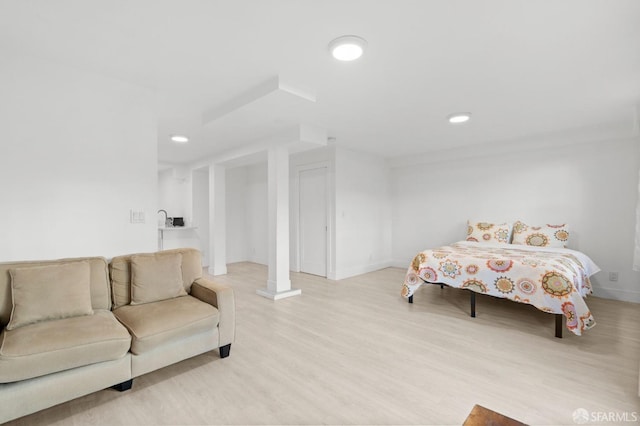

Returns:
293,161,333,277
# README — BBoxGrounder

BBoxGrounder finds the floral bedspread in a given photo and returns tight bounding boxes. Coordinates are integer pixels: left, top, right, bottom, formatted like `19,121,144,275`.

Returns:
401,241,600,335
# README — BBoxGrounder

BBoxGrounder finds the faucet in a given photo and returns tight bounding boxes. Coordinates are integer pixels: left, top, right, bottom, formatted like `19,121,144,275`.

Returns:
157,209,172,227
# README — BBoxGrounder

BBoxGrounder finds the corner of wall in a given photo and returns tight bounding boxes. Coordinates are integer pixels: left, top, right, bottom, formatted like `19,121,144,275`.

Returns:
331,259,394,281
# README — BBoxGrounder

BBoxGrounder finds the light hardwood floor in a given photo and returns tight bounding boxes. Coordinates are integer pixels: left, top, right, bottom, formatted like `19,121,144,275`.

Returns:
7,263,640,425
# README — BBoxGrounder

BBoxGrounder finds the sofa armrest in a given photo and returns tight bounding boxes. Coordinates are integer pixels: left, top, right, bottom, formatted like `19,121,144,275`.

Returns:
190,278,235,347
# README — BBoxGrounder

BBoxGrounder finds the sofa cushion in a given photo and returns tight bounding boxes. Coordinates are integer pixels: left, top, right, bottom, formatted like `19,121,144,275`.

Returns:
1,257,111,328
110,248,203,309
0,311,131,383
113,295,219,355
7,261,93,330
130,252,187,305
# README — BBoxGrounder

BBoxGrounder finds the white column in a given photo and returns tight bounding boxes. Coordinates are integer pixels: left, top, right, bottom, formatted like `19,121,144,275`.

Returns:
208,164,227,275
257,146,301,300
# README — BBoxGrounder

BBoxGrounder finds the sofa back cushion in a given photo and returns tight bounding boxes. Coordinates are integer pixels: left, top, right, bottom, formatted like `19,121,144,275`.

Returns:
110,248,202,309
7,261,94,330
130,252,187,305
0,257,111,328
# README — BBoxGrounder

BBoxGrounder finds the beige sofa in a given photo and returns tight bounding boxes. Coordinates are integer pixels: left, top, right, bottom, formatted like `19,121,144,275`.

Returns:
0,248,235,423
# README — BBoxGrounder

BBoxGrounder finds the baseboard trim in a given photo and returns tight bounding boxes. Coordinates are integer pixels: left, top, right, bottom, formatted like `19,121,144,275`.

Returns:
591,285,640,303
207,265,227,276
256,288,302,300
391,258,410,269
329,260,393,281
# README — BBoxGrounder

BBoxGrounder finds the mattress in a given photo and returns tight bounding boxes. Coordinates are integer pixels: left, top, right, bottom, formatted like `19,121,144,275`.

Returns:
402,241,600,335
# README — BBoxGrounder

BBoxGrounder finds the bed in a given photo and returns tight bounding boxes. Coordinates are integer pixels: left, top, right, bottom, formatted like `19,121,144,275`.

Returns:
401,223,600,337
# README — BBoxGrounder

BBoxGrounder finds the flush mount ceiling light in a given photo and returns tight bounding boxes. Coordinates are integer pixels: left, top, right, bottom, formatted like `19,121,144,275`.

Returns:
447,113,472,124
170,134,189,143
328,35,367,61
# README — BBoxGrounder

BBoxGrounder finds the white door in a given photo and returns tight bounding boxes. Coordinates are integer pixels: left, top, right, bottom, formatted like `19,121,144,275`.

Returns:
299,167,327,277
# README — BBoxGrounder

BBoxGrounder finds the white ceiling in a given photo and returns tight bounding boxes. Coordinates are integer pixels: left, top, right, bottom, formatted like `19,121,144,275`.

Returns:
2,0,639,165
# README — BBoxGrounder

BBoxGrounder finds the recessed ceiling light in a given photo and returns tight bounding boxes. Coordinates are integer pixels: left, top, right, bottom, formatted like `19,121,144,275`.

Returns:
448,113,471,124
170,134,189,143
328,35,367,61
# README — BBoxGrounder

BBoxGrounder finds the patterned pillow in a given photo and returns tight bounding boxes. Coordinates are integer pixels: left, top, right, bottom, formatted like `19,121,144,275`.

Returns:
511,221,569,248
466,221,512,244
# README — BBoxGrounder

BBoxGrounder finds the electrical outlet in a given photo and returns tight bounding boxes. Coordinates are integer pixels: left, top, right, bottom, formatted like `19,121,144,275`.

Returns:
609,272,618,282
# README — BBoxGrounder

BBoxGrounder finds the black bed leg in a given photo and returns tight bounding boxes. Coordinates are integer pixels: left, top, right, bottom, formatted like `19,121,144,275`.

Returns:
112,379,133,392
219,343,231,358
470,291,476,318
555,314,563,338
408,295,413,304
440,284,444,289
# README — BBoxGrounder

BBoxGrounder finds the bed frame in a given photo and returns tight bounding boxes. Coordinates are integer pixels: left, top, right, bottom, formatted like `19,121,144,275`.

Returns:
408,282,564,338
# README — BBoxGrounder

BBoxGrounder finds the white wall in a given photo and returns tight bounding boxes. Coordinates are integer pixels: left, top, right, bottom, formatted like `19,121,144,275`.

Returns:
391,137,640,302
224,147,337,271
158,168,190,224
289,146,336,273
0,54,157,261
244,163,269,265
157,166,207,256
226,166,249,263
334,147,393,279
223,146,393,281
191,168,210,264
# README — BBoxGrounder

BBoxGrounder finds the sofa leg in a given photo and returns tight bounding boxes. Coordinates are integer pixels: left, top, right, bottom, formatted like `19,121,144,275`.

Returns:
219,344,231,358
112,379,133,392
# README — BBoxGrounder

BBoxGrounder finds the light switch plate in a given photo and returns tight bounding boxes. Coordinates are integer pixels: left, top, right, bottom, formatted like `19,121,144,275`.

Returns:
130,209,146,224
